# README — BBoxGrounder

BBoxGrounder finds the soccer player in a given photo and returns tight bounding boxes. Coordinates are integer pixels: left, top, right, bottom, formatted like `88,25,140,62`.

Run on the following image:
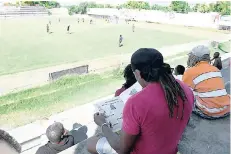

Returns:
67,25,70,34
46,24,49,33
119,35,123,47
132,24,135,32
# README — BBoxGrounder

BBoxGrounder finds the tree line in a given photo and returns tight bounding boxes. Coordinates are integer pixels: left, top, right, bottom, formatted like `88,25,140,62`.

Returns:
5,1,60,9
68,1,230,15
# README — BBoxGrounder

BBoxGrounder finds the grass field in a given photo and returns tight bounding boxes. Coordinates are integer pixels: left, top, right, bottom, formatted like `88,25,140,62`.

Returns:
0,69,124,128
0,16,209,75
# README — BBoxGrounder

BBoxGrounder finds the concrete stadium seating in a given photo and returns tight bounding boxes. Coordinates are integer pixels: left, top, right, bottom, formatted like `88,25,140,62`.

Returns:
0,6,48,17
14,53,231,154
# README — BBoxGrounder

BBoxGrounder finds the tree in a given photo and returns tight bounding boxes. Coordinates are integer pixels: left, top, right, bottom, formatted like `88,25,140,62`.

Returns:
198,3,210,13
116,4,123,10
170,1,190,13
68,5,79,15
209,3,216,12
87,2,97,8
192,2,230,15
151,4,170,12
140,1,150,10
214,1,231,15
192,4,200,12
22,1,60,8
123,1,150,10
78,2,88,14
105,4,113,8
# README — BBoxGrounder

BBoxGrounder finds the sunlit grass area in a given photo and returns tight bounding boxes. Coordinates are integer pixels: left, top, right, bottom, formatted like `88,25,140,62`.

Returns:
0,17,204,75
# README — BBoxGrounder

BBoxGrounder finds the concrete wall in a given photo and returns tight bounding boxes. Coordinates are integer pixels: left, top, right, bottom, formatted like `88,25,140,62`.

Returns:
49,65,89,80
88,8,219,28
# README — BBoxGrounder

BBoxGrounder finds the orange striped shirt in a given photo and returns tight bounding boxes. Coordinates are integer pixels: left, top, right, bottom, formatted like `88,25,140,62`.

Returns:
183,61,230,117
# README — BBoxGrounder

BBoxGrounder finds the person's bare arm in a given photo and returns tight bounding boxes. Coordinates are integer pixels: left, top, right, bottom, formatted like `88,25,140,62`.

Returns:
94,113,122,152
101,124,120,152
101,125,137,154
119,130,137,154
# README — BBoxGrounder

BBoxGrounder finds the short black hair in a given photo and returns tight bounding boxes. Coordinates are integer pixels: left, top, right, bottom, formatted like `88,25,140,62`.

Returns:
213,52,220,58
175,65,185,75
46,122,65,143
0,129,21,153
123,64,136,89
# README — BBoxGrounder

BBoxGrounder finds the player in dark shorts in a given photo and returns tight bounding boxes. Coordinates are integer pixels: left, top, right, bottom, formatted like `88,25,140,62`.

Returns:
119,35,123,47
67,25,70,33
132,24,135,32
90,19,93,24
46,24,49,33
82,18,84,22
78,18,80,23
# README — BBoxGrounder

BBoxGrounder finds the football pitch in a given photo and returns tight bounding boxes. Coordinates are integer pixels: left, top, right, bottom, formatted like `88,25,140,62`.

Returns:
0,16,209,75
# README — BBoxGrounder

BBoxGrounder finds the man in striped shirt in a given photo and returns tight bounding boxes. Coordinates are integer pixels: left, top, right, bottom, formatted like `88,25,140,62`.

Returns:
183,45,230,119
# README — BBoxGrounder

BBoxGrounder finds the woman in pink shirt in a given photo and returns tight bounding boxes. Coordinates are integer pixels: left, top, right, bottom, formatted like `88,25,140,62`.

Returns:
115,64,137,96
87,48,194,154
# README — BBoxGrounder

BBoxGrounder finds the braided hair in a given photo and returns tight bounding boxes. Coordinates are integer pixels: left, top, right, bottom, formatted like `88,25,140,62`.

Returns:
131,48,188,119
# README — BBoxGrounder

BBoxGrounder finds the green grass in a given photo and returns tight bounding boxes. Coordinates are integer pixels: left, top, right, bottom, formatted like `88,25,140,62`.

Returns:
218,40,231,53
0,70,124,128
0,17,205,75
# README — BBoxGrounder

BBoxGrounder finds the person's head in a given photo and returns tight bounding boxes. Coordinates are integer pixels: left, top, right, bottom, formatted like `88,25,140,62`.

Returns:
131,48,187,119
123,64,136,89
174,65,185,75
46,122,65,144
0,129,21,154
120,35,122,37
213,52,220,59
187,45,210,67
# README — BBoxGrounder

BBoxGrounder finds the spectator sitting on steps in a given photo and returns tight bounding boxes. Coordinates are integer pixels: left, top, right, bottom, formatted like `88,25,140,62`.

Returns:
183,45,230,119
87,48,194,154
0,129,21,154
174,65,185,81
211,52,222,70
115,64,136,96
36,122,87,154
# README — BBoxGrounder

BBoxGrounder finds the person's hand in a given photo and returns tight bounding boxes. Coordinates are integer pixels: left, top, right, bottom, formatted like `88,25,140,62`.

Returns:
94,112,106,126
63,128,69,135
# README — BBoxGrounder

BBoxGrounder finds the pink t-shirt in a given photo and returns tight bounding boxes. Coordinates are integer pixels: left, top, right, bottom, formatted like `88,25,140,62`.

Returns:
122,81,194,154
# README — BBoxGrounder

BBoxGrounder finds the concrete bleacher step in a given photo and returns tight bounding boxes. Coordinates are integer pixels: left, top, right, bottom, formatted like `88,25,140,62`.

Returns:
0,6,48,17
12,95,113,153
21,122,98,154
